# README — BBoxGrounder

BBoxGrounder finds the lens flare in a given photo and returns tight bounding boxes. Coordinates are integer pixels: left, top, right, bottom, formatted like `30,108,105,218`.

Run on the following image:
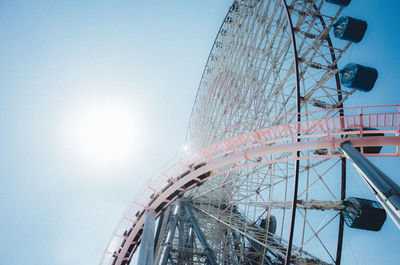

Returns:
64,102,143,168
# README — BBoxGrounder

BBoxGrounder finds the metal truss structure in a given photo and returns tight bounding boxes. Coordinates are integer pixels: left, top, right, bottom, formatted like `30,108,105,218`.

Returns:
101,1,400,265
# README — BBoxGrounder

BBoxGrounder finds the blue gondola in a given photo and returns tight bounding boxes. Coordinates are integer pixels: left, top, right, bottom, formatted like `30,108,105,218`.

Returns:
333,16,368,43
342,197,386,231
326,0,351,6
340,63,378,92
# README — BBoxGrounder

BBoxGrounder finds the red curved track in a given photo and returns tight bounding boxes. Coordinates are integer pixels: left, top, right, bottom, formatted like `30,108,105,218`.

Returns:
101,105,400,265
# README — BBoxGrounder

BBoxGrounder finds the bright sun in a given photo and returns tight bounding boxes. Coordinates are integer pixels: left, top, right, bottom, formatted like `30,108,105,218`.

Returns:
65,102,143,167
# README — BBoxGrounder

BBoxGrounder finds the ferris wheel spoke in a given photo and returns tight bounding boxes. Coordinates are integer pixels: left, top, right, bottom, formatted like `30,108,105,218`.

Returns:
301,211,340,248
310,159,340,199
297,158,341,200
297,209,339,263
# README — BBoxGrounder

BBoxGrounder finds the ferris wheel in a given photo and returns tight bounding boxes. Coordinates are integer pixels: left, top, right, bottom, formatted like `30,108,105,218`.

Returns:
101,1,400,265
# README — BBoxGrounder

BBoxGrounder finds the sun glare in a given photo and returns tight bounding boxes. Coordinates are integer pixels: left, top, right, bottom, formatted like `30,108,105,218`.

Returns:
65,102,143,167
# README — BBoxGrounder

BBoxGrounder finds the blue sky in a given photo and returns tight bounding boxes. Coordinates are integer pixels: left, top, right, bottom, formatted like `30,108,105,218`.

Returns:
0,1,399,265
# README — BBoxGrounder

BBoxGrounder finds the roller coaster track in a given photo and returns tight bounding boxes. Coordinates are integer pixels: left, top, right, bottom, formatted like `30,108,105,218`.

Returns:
101,105,400,265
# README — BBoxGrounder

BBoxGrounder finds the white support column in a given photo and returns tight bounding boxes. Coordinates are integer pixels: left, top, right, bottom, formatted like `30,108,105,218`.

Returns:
137,210,156,265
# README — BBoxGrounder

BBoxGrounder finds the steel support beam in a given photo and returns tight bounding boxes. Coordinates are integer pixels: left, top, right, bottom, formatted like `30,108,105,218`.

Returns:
154,212,165,254
181,198,217,265
168,254,176,265
159,204,180,265
137,210,156,265
341,141,400,229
